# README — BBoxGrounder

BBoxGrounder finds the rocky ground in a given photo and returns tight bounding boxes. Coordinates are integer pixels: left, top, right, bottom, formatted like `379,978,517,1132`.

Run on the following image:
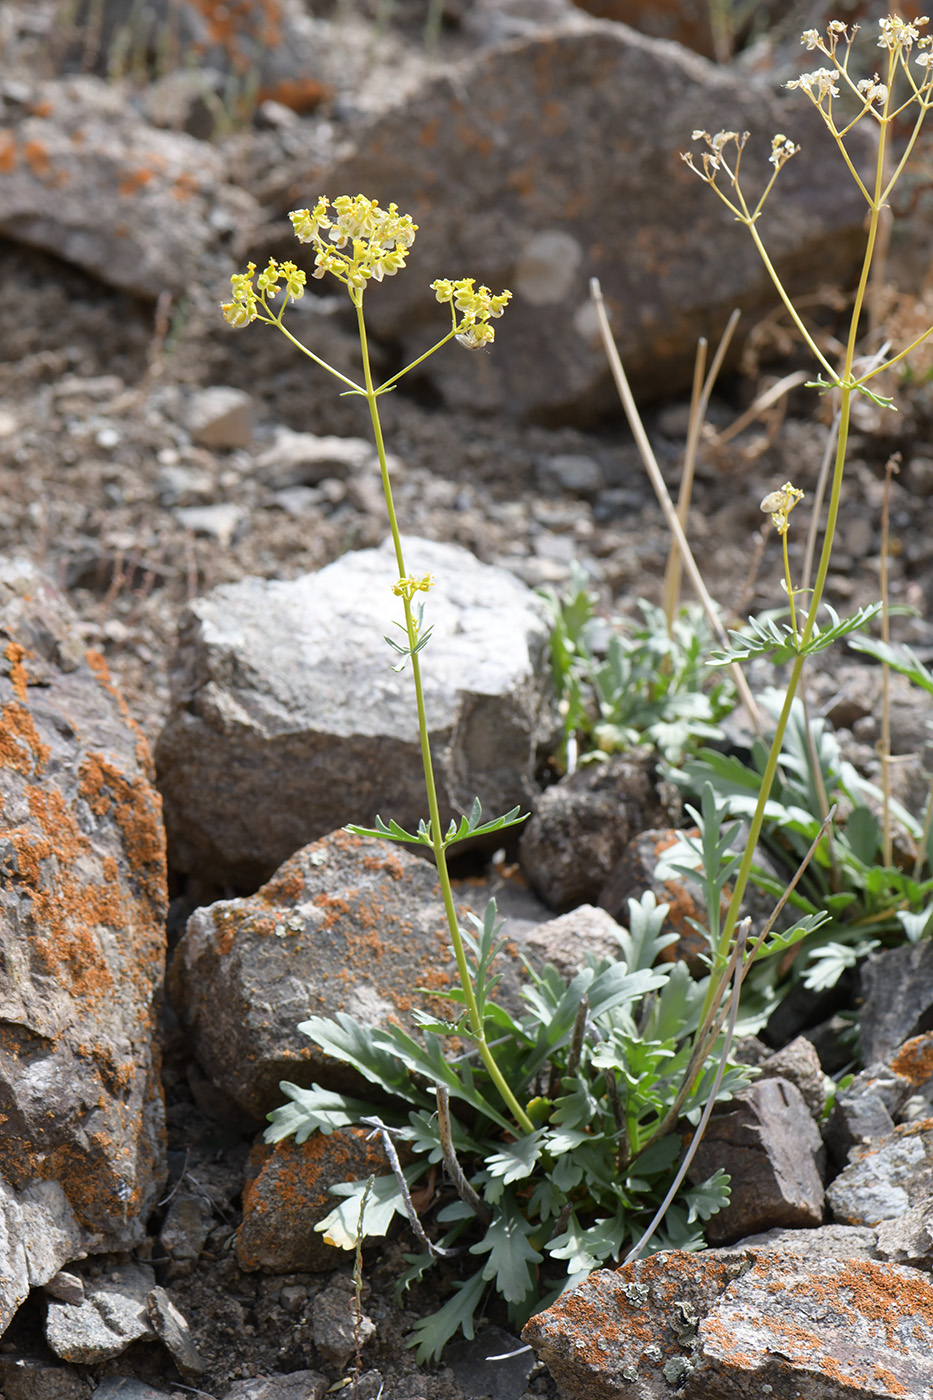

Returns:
3,2,933,1399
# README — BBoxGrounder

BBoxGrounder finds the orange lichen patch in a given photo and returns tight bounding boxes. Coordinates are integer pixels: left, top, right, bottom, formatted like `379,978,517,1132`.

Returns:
259,76,330,113
118,166,157,197
0,699,51,776
78,751,167,907
170,170,202,201
4,641,30,700
259,866,306,904
0,131,15,173
187,0,283,65
22,139,51,179
890,1033,933,1087
27,99,54,118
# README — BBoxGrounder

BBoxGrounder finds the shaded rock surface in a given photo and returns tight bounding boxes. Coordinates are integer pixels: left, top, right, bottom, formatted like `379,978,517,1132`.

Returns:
827,1119,933,1228
295,17,875,419
688,1077,825,1244
156,535,550,887
522,1248,933,1399
168,828,526,1120
0,559,167,1332
859,941,933,1064
519,751,668,911
0,76,259,299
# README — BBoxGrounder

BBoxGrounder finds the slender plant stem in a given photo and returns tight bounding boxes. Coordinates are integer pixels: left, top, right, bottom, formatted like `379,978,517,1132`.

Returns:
354,299,535,1136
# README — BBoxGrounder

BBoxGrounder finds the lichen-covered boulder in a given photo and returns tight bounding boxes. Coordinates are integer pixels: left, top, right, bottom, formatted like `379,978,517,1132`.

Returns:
0,560,167,1334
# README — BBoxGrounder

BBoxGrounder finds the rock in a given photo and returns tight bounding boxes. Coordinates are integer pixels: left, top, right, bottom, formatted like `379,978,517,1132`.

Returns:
720,1223,879,1260
825,1084,897,1172
46,1263,154,1364
446,1325,535,1400
158,1187,214,1265
0,1355,91,1400
889,1031,933,1113
522,1249,933,1399
520,752,667,911
294,18,874,420
0,560,167,1334
43,1271,87,1305
236,1128,393,1273
757,1034,827,1120
827,1119,933,1227
313,1278,375,1368
146,1286,208,1377
220,1374,329,1400
523,904,628,982
859,941,933,1064
688,1077,825,1244
186,387,254,450
90,1381,172,1400
536,453,604,496
168,829,524,1118
254,429,383,488
156,537,550,887
569,1,718,57
875,1196,933,1269
174,503,245,549
55,0,331,115
0,75,260,299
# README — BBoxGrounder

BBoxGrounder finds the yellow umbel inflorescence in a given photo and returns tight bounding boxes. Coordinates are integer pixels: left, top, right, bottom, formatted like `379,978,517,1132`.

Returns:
431,278,512,350
760,482,805,536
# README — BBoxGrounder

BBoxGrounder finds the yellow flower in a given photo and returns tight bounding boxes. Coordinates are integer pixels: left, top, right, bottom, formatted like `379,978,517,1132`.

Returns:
288,196,418,296
392,573,435,600
221,263,258,327
432,277,512,348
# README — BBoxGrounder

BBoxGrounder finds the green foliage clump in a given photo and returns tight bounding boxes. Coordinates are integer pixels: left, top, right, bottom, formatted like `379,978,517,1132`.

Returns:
541,565,736,769
266,894,739,1361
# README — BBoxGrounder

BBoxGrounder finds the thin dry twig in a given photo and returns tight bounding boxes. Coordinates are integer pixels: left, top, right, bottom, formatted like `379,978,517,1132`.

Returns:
590,277,762,736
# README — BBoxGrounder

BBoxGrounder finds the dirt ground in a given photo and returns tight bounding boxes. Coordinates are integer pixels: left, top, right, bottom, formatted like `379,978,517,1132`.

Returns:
3,3,933,1398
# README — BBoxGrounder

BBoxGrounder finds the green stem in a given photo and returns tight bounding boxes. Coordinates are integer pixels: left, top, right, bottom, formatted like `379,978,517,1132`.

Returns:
354,298,535,1136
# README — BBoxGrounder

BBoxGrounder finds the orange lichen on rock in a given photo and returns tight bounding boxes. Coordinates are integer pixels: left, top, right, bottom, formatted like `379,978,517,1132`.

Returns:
78,751,166,906
890,1032,933,1087
4,641,30,701
258,76,330,113
22,139,51,178
0,698,51,776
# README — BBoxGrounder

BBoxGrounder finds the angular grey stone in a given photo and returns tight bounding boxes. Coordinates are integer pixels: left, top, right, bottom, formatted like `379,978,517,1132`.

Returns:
0,560,167,1335
45,1264,154,1364
312,1281,374,1368
296,18,874,420
859,941,933,1065
146,1286,207,1377
758,1035,827,1121
523,904,627,982
875,1195,933,1269
156,536,550,885
158,1187,214,1263
522,1249,933,1400
689,1077,825,1244
0,76,260,299
186,386,253,451
828,1121,933,1228
255,429,380,487
220,1374,328,1400
520,751,667,912
43,1271,86,1305
447,1325,535,1400
91,1378,173,1400
825,1088,896,1172
0,1354,91,1400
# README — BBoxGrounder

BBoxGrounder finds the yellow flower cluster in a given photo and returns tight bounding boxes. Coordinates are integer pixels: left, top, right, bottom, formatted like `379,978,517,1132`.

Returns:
392,573,435,601
431,278,512,350
760,482,805,536
289,195,418,292
221,259,306,326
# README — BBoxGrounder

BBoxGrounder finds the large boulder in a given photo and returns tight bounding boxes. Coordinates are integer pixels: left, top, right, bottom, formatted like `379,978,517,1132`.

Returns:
0,561,167,1334
167,827,525,1121
288,16,875,420
523,1249,933,1399
0,75,260,298
156,536,551,887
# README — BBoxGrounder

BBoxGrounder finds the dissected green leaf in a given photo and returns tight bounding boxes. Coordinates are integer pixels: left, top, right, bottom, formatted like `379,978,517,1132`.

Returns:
470,1200,543,1304
407,1269,488,1363
264,1083,390,1144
